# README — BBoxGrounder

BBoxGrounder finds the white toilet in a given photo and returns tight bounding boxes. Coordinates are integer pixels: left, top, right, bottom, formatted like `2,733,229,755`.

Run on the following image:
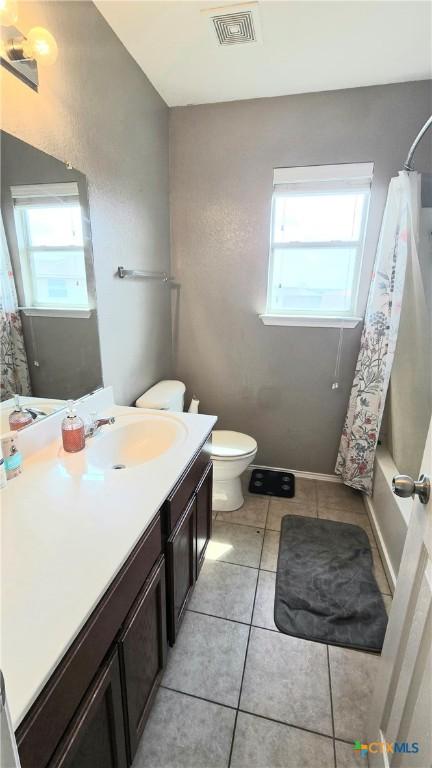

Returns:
211,430,257,512
135,380,186,411
135,380,257,512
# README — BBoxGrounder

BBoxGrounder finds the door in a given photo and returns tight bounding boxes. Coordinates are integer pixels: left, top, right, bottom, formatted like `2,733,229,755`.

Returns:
119,556,167,763
367,419,432,766
166,495,196,645
48,649,127,768
196,462,213,577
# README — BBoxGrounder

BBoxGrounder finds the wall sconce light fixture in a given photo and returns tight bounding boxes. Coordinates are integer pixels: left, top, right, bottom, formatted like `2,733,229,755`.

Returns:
0,0,58,90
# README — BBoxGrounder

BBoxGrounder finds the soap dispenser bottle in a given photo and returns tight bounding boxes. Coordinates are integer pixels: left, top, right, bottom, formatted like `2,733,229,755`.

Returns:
9,395,33,431
1,432,23,480
0,442,8,488
61,400,85,453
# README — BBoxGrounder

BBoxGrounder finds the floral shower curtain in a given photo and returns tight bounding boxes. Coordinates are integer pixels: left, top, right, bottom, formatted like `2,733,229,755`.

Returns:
335,171,420,494
0,217,32,401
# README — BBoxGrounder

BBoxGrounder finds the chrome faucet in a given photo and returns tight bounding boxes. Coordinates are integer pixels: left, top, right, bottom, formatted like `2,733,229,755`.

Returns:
85,413,116,439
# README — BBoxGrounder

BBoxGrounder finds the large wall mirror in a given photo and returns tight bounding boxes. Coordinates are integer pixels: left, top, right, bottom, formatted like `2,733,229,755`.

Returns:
0,130,103,434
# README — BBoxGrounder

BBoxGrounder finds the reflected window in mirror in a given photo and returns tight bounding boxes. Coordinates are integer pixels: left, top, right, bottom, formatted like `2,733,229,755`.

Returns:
12,183,89,310
1,130,102,416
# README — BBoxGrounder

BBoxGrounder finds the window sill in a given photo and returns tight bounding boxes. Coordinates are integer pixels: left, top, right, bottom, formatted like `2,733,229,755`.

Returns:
259,314,363,328
19,307,93,319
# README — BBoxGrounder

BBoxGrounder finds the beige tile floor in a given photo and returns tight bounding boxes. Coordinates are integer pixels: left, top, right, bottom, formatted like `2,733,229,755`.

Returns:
134,473,391,768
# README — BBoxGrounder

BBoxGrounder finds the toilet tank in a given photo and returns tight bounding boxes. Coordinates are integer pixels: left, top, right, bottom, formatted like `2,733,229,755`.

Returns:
135,380,185,412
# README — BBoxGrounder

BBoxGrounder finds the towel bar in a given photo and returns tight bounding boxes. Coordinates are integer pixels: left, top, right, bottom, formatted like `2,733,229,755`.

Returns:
117,266,173,282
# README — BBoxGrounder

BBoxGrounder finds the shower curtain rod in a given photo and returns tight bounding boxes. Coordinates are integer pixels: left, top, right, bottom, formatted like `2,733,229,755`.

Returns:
404,114,432,171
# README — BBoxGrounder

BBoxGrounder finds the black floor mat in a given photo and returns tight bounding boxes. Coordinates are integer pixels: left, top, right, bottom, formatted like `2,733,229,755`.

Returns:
275,515,387,652
249,469,295,498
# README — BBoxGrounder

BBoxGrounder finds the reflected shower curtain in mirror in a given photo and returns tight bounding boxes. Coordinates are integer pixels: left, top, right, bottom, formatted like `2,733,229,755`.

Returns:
335,171,420,494
0,217,31,401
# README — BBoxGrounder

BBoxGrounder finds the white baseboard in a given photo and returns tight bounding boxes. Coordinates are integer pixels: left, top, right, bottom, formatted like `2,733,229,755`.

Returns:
363,493,396,594
249,464,342,484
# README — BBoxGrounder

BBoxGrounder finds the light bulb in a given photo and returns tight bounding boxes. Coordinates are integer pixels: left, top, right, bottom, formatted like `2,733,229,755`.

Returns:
23,26,58,65
0,0,18,26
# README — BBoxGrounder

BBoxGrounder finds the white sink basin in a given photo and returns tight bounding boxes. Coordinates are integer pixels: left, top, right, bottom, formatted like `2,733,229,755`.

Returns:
85,413,188,469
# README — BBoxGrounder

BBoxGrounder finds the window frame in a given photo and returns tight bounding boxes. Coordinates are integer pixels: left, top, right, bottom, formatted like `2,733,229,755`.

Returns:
262,163,373,327
12,182,90,313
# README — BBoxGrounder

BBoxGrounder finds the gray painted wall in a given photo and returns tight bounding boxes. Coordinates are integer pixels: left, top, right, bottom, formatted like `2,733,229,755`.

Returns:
170,80,432,474
1,130,103,400
1,1,172,405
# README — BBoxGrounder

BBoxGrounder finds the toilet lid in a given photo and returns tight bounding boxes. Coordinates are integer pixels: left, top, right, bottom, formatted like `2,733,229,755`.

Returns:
211,430,257,459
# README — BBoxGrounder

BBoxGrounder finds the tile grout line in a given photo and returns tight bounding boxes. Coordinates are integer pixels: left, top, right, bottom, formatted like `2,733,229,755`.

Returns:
187,607,251,627
215,518,271,531
190,600,391,645
215,517,283,534
160,684,354,746
160,684,238,711
226,626,250,765
211,557,263,571
264,496,270,529
259,565,278,574
238,707,334,743
326,644,338,768
259,496,271,572
203,556,390,598
227,514,266,768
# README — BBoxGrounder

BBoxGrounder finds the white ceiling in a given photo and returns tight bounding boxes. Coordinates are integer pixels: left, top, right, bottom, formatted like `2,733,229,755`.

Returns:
95,1,432,107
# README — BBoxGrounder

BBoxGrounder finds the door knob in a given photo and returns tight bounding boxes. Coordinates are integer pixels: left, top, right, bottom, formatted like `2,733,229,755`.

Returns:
392,474,430,505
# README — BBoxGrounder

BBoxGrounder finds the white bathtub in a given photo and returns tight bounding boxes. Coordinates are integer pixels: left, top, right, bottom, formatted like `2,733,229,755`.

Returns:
364,446,413,592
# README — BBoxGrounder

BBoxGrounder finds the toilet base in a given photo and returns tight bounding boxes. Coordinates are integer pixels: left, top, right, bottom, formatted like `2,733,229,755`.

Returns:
212,477,244,512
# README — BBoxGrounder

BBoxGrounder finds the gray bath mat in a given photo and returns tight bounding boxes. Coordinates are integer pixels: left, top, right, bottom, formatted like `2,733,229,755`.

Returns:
275,515,388,652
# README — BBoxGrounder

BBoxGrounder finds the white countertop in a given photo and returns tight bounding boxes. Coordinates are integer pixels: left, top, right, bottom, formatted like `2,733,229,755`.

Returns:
0,403,216,729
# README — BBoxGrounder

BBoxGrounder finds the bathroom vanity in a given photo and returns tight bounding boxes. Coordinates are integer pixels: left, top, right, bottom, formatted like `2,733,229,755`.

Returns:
1,392,215,768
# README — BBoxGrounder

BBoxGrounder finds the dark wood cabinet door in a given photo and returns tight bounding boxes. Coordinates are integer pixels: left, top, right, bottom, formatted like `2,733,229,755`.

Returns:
196,462,213,577
119,556,167,763
48,649,127,768
162,441,212,535
17,514,162,768
166,495,196,645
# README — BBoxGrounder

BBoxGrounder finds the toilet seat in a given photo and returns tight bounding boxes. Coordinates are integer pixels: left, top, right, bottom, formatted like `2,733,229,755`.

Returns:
211,430,257,461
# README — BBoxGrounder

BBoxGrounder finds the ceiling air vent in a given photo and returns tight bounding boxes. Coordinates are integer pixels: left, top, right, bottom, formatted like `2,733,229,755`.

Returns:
204,3,262,46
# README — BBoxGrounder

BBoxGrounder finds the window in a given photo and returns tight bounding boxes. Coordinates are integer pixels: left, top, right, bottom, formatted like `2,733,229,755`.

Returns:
264,163,373,324
12,182,89,310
